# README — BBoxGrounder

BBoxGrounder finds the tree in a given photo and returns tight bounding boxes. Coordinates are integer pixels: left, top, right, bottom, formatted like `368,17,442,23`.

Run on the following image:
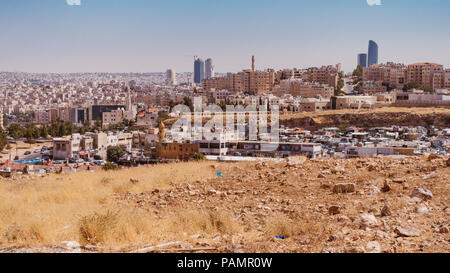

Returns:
352,65,363,78
107,146,125,163
192,153,205,161
40,125,49,138
3,114,8,128
0,128,8,152
182,97,194,112
157,111,169,124
334,72,345,96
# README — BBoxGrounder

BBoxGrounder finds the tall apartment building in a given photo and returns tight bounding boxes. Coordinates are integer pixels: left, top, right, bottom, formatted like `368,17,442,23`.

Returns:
277,79,334,99
407,63,445,90
166,69,177,86
445,69,450,89
363,62,407,89
203,69,275,95
302,65,338,88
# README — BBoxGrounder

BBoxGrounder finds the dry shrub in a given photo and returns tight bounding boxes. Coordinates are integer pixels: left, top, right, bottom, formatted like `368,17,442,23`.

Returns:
78,209,154,247
112,182,135,194
100,177,112,185
1,223,47,245
265,214,295,238
166,209,241,236
266,213,328,238
78,210,119,245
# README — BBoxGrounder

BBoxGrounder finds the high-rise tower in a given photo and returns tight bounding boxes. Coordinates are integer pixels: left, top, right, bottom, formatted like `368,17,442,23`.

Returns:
252,55,255,72
368,40,378,66
194,57,205,84
205,58,215,79
358,53,368,68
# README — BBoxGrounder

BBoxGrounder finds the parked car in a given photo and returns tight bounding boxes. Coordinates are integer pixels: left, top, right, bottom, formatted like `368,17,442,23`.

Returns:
75,159,85,164
24,151,31,155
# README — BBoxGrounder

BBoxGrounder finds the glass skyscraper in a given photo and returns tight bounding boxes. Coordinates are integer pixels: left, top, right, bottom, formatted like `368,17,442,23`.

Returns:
194,58,205,84
357,53,367,68
368,40,378,66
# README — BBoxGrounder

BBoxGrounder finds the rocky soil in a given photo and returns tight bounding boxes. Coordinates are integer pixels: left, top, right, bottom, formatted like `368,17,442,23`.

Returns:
1,155,448,253
113,155,449,253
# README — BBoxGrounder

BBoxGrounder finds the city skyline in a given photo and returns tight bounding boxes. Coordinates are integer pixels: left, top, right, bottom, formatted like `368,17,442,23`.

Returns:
0,0,449,73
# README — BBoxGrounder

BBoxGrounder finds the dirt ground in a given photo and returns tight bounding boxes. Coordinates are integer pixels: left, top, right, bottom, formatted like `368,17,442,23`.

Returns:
0,156,448,253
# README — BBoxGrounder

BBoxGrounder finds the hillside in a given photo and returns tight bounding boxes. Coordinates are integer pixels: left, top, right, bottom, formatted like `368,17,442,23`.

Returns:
163,107,450,130
0,156,448,253
279,107,450,130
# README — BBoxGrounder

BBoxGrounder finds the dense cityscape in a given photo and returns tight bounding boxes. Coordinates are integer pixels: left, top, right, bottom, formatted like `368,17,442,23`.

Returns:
0,0,448,257
0,40,448,176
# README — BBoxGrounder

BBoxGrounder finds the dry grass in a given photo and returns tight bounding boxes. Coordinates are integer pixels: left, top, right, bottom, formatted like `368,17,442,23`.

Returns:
164,209,242,236
265,213,328,239
0,161,219,248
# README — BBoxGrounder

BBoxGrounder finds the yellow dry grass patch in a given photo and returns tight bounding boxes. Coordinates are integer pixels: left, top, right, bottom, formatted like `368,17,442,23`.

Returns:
0,161,219,249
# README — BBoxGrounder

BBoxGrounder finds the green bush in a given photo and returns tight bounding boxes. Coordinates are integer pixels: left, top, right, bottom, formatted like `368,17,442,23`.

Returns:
106,146,125,163
103,162,121,171
192,153,205,161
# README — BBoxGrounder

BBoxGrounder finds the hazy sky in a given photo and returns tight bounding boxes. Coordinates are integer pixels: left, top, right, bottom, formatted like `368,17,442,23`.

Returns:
0,0,449,73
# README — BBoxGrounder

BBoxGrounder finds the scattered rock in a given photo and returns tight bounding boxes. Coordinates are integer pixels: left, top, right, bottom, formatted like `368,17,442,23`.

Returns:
444,207,450,215
427,154,440,161
438,226,449,234
366,241,381,253
381,181,391,193
360,213,378,228
392,178,406,184
411,188,433,201
328,234,340,242
422,172,438,180
415,205,429,214
328,205,340,215
381,205,392,217
345,246,365,253
395,226,421,237
333,183,356,194
61,241,80,249
130,178,140,184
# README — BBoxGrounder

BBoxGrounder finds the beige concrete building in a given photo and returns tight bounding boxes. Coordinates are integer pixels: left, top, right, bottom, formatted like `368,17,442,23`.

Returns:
445,69,450,89
203,69,275,95
102,109,125,128
298,98,331,112
302,65,338,88
407,62,445,90
333,96,378,110
361,82,387,94
278,79,334,99
93,132,108,159
136,108,158,128
363,63,407,90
